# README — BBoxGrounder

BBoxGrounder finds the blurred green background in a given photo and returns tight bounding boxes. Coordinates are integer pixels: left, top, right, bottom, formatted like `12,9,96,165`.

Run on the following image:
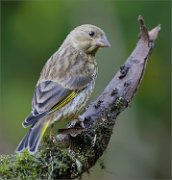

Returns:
1,0,171,179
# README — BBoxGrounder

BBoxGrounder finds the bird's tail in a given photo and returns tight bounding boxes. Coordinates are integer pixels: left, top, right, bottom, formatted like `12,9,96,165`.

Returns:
16,119,50,154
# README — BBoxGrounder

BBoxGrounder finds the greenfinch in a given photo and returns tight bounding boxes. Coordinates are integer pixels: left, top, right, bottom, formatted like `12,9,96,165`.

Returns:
16,24,110,154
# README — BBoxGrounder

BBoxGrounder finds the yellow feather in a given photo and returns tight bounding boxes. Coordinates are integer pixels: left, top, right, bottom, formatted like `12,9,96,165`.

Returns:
50,91,78,113
41,122,50,138
40,91,78,138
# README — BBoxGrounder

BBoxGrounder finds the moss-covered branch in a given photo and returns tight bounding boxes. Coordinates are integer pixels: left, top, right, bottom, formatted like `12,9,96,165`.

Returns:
0,15,161,179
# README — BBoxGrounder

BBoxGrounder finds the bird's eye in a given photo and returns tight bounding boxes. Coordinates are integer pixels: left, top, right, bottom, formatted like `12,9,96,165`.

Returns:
89,31,95,37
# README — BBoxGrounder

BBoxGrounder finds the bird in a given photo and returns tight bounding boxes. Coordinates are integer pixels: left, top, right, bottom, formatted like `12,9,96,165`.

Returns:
16,24,110,154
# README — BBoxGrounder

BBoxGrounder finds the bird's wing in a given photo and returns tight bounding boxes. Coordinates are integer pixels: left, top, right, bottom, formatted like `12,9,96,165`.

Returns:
23,80,78,127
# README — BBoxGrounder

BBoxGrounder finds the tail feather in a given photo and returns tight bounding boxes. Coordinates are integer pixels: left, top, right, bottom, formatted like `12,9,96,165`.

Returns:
16,120,50,154
15,130,31,153
28,121,50,154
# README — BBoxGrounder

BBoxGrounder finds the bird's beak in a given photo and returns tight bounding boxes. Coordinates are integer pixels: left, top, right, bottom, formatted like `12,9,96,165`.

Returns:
96,35,111,47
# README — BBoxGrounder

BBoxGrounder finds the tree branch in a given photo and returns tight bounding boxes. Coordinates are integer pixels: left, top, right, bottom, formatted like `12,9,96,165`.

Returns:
0,15,161,179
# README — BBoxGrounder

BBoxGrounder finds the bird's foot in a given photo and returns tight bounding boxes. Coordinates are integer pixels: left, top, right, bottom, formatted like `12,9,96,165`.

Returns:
69,115,86,129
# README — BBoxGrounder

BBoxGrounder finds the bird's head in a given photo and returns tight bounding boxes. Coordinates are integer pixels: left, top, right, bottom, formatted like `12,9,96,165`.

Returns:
69,24,111,55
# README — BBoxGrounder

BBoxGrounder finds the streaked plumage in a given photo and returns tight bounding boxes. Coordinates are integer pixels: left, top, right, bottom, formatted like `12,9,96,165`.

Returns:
16,24,110,154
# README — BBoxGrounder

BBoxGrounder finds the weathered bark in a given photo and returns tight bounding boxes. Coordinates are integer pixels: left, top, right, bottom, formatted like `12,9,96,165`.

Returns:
0,15,161,179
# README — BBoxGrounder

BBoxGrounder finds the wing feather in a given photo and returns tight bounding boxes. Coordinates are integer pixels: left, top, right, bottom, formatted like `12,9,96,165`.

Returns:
23,73,93,127
23,81,72,127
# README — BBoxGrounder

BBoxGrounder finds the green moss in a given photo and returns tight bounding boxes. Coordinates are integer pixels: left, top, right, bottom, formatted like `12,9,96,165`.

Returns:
0,154,11,178
0,147,73,179
0,151,42,179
